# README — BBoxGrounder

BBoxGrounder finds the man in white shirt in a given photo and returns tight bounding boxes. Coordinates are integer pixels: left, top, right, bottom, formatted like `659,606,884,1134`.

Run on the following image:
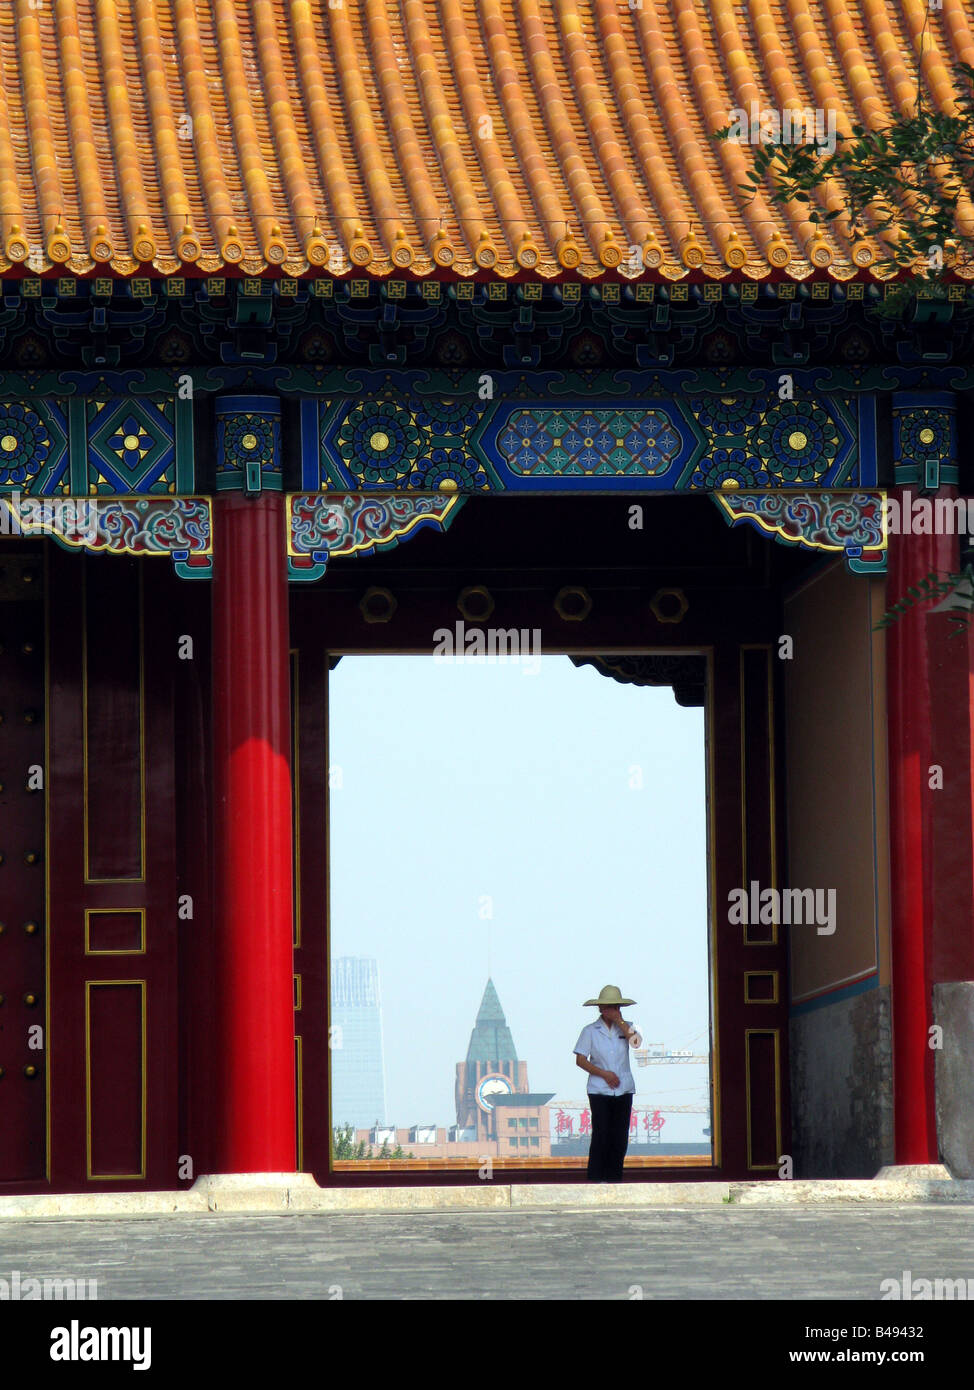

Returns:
573,985,642,1182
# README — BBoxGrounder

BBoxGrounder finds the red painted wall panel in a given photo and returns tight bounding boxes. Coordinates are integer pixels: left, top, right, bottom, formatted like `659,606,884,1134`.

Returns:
86,982,144,1178
83,562,142,881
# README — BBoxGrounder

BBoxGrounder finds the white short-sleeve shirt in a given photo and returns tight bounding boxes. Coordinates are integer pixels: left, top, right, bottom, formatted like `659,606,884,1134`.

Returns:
573,1019,642,1097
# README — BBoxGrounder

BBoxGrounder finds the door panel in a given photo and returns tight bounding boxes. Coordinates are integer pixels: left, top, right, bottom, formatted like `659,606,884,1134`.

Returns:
0,545,46,1185
48,549,177,1189
710,643,790,1174
290,634,330,1180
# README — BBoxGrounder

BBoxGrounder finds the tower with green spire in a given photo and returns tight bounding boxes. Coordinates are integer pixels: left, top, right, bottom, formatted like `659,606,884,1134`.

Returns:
465,978,518,1067
455,978,530,1140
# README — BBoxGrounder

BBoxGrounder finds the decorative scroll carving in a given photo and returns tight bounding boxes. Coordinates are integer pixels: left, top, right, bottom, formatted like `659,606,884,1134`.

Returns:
713,490,886,572
287,492,463,578
1,494,211,556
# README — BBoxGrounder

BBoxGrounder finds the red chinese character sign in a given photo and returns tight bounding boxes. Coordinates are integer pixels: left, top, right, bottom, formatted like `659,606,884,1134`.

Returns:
644,1109,665,1141
555,1109,574,1138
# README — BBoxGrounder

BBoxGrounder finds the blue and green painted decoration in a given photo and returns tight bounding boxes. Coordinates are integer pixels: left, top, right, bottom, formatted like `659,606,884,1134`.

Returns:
0,395,192,495
0,373,962,580
215,396,282,493
303,384,874,494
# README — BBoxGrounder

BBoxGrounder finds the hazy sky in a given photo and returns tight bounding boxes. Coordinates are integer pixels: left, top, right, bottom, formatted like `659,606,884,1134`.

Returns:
328,654,710,1145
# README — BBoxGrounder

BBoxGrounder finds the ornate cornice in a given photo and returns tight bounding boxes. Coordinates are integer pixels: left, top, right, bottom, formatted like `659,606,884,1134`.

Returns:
570,655,706,707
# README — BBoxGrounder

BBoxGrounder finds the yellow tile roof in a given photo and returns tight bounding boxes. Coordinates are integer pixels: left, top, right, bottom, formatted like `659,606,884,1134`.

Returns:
1,0,972,280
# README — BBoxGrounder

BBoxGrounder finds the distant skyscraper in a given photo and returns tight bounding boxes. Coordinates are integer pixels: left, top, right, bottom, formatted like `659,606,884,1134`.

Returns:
330,957,387,1129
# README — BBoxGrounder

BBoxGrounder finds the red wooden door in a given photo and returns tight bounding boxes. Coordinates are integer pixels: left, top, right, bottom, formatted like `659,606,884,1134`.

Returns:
710,642,791,1175
47,548,178,1190
0,544,46,1187
290,632,330,1179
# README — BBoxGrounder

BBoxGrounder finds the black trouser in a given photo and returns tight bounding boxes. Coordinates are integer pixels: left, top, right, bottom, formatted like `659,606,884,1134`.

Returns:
586,1093,633,1182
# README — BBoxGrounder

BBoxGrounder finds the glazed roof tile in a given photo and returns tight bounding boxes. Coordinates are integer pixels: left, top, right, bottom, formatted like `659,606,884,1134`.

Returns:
0,0,971,280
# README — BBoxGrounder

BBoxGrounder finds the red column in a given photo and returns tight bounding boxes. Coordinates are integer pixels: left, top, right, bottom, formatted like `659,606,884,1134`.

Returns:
212,492,296,1172
885,495,956,1164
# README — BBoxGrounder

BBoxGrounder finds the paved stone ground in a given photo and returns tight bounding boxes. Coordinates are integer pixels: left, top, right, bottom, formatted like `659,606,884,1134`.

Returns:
1,1203,973,1300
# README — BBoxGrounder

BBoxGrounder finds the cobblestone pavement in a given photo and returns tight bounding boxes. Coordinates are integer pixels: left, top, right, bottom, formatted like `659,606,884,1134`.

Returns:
1,1204,973,1300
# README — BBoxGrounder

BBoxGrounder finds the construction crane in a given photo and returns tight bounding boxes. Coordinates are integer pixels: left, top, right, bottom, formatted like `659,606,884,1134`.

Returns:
553,1101,709,1114
633,1042,709,1066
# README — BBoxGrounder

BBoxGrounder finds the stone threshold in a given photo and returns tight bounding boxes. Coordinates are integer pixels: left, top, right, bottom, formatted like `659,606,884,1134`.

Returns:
0,1167,972,1218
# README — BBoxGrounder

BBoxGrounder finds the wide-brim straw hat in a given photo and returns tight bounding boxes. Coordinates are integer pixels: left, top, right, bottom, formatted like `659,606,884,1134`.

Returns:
584,984,636,1007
